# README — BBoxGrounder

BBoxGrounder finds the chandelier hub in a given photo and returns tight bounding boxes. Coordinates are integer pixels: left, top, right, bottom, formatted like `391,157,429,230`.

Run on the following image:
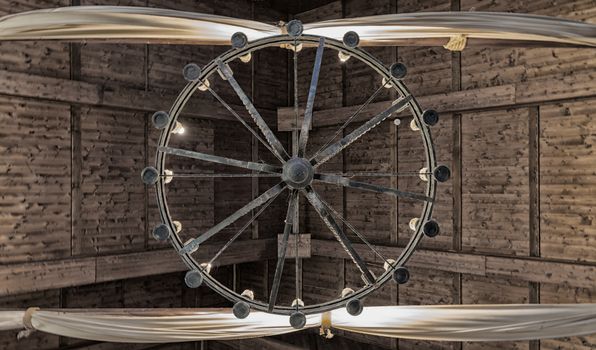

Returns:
282,157,314,189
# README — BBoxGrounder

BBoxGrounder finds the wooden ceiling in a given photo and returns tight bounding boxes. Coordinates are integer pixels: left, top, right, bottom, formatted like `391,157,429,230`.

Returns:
0,0,595,349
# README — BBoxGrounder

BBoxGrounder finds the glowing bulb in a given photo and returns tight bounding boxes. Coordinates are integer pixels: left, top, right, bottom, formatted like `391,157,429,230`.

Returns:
172,121,185,134
393,118,401,126
409,118,420,131
409,217,419,231
164,169,174,184
341,287,355,298
241,289,255,300
198,78,210,92
200,262,212,274
383,259,396,271
239,52,252,63
172,220,182,233
291,43,303,52
382,77,393,88
291,298,305,307
419,167,429,182
338,51,350,62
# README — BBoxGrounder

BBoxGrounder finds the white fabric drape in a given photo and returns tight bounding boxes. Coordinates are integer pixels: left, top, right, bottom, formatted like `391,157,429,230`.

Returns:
1,304,596,342
331,304,596,341
0,7,595,48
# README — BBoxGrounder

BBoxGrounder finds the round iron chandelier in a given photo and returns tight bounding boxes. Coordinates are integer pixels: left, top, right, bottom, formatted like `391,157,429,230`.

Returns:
141,20,450,328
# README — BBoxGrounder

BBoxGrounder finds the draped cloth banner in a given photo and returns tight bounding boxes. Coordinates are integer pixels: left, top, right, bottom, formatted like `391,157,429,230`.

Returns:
0,6,595,48
1,304,596,342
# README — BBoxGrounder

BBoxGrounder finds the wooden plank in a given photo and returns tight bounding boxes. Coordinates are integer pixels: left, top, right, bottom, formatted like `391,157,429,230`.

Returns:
311,239,595,288
539,99,596,263
0,97,72,263
277,107,307,131
461,108,530,256
278,234,311,258
0,239,275,296
305,84,517,128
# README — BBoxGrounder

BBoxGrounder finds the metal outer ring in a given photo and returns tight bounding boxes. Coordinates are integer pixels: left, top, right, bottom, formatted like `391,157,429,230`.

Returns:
154,34,437,315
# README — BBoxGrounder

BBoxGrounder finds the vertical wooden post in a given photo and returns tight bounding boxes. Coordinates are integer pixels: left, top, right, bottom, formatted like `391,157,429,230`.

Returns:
528,105,541,350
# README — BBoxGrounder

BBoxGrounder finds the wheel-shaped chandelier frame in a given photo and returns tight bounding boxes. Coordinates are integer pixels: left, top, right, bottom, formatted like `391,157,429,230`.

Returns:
146,32,446,320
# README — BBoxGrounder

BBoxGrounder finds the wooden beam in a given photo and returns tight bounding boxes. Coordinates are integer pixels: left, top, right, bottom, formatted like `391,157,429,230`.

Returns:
0,70,259,122
0,239,276,296
278,80,596,129
311,239,595,289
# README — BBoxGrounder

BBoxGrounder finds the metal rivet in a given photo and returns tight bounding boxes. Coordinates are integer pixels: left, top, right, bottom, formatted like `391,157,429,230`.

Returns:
423,220,440,237
433,165,451,182
231,32,248,49
390,62,407,80
182,63,201,82
232,301,250,319
141,167,159,185
346,298,363,316
289,311,306,329
286,19,303,37
184,270,203,288
423,109,439,126
343,31,360,48
393,267,410,284
152,224,171,241
151,111,170,130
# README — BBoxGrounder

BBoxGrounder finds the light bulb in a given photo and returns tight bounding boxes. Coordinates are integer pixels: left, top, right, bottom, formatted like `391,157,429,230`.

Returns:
382,77,392,89
383,259,396,271
164,169,174,184
419,167,429,182
291,298,304,307
393,118,401,126
409,118,420,131
172,121,185,134
198,78,210,92
241,289,255,300
200,262,212,274
341,287,355,298
409,217,419,231
291,43,303,52
172,220,182,233
338,51,350,62
239,52,252,63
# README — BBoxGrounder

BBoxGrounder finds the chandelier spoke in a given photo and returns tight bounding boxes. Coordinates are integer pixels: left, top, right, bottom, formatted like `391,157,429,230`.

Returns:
179,183,287,254
158,146,281,174
315,173,433,202
310,83,385,160
207,188,284,266
217,60,290,161
302,186,375,284
268,190,299,311
161,173,281,178
316,194,390,265
311,95,412,167
320,171,432,178
297,37,325,157
203,82,285,163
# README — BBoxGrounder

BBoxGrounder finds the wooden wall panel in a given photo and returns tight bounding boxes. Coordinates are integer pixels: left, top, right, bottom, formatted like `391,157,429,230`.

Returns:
302,256,343,305
123,273,183,308
295,1,343,111
462,108,530,256
79,0,146,89
76,106,146,254
398,0,453,96
398,114,454,250
345,122,395,245
343,0,394,106
155,118,215,245
540,100,596,262
460,0,596,100
462,275,529,350
0,97,71,263
304,126,344,241
540,283,596,350
0,0,70,79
